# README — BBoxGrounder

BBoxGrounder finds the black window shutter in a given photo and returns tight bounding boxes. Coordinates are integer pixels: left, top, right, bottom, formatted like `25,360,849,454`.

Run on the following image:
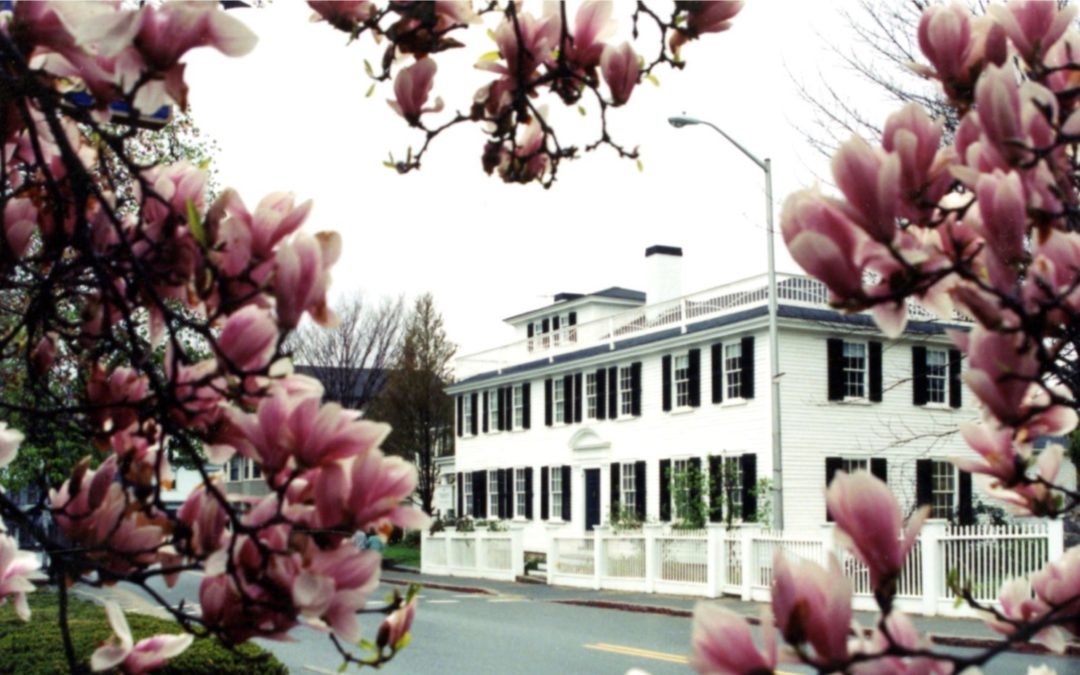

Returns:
503,469,513,518
630,362,642,416
711,344,723,404
525,468,534,520
958,470,974,525
913,346,928,406
473,471,486,518
869,341,883,402
563,374,573,424
610,463,621,517
659,459,672,522
827,338,844,401
541,466,550,520
688,457,702,508
527,324,534,338
568,311,577,326
741,454,757,521
482,392,489,433
574,373,583,422
494,469,504,519
871,458,888,484
456,396,463,437
544,379,553,427
708,456,723,522
561,465,572,521
608,366,618,419
662,355,672,411
916,459,933,507
596,368,607,420
634,460,647,522
688,348,701,407
949,349,962,409
542,318,550,333
498,388,507,431
824,457,842,522
553,315,560,330
741,337,755,399
457,472,463,516
522,383,531,429
470,393,479,436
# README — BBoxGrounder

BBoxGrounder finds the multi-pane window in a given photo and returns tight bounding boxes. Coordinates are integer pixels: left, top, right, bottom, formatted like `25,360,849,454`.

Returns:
464,473,474,517
931,460,955,519
585,373,597,419
513,385,524,429
251,460,262,479
674,353,691,408
553,379,565,424
228,458,240,481
723,457,743,520
550,467,563,519
515,468,527,517
463,395,474,434
725,343,743,399
621,462,637,514
841,458,868,474
927,349,948,404
671,458,689,520
843,342,867,399
489,470,500,516
620,366,633,416
489,389,500,431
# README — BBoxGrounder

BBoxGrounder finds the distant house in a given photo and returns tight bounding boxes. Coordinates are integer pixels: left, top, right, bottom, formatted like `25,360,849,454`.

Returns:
446,245,985,553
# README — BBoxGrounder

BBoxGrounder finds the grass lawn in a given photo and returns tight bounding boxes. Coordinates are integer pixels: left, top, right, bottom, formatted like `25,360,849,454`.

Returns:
382,541,421,568
0,590,285,674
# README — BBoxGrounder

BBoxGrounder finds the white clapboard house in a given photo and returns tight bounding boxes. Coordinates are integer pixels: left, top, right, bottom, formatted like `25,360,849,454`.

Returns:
446,246,981,553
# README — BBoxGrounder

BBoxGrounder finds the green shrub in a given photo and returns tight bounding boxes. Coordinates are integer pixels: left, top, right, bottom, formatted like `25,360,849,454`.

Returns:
0,591,286,674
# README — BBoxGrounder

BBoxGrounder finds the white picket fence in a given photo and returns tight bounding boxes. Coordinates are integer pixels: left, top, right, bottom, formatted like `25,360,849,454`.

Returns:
546,520,1065,617
420,526,525,582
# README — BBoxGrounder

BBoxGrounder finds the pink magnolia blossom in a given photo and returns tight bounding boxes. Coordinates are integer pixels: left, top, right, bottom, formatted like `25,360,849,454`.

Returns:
826,471,926,592
989,0,1077,63
566,1,615,69
0,531,39,621
217,305,278,372
308,0,375,31
952,420,1025,486
388,58,443,126
480,11,559,81
689,604,776,675
378,597,417,650
273,231,341,329
0,422,24,470
954,326,1037,426
772,553,851,665
3,198,36,258
974,65,1025,163
291,543,382,642
671,1,744,55
984,444,1067,517
91,601,194,674
983,577,1067,653
917,3,972,84
853,611,952,674
342,451,431,532
832,135,899,242
1030,546,1080,642
881,104,947,218
177,477,228,558
780,189,867,301
601,42,639,106
207,189,314,276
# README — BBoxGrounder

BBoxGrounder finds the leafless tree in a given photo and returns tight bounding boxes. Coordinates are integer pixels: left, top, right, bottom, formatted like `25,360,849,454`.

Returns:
286,293,405,411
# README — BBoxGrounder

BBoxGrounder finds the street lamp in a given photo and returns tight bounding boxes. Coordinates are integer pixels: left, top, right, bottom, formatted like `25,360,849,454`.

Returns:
668,114,784,531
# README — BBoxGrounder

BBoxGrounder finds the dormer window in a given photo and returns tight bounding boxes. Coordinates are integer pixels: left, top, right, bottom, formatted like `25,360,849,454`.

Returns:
526,312,578,352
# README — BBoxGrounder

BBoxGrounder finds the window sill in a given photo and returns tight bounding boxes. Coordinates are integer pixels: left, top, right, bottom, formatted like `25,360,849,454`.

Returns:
668,407,695,416
720,398,748,409
921,402,955,411
615,415,639,423
838,398,873,406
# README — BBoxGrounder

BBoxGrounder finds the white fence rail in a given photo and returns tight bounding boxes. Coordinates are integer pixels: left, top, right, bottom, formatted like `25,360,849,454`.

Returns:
421,527,525,582
545,520,1064,618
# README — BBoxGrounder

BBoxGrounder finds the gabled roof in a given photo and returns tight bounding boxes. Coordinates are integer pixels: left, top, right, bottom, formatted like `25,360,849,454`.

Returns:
294,365,384,403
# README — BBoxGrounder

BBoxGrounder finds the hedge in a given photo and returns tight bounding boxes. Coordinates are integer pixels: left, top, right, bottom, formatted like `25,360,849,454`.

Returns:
0,591,286,674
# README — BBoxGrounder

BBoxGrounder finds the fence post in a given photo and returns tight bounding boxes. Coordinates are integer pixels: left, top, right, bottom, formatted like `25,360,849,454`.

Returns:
643,523,662,594
475,528,487,576
509,523,526,579
1047,518,1065,562
740,524,759,601
706,523,724,598
819,523,836,565
594,526,609,590
420,529,430,574
920,520,946,616
444,526,456,576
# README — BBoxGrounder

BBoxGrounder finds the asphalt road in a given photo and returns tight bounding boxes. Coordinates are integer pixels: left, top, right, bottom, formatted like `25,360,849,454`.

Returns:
131,573,1079,674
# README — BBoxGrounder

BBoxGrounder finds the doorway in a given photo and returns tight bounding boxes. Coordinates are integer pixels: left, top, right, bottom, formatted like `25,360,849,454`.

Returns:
585,468,601,531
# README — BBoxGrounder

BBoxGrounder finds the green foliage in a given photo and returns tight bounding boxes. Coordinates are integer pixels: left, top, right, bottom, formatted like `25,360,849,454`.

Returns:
383,542,421,569
0,592,285,674
750,478,773,526
669,463,708,530
607,506,643,532
452,516,475,532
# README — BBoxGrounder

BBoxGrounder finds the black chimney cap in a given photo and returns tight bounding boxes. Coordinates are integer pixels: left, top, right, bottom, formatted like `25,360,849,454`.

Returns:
645,245,683,258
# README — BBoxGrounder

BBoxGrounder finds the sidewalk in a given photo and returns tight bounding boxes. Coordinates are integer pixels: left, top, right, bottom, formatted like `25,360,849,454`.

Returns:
382,568,1075,655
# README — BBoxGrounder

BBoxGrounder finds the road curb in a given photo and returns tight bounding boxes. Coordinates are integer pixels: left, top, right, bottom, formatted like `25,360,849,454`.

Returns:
550,599,1079,657
382,576,494,595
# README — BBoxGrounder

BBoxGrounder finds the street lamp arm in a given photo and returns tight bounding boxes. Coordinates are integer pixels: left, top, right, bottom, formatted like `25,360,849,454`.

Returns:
667,116,767,172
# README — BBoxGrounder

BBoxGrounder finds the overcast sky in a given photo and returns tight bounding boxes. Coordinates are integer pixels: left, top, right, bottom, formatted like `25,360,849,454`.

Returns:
185,1,902,362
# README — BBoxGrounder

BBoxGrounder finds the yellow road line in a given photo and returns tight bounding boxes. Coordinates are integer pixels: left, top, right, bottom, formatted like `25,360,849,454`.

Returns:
584,643,688,664
584,643,802,674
